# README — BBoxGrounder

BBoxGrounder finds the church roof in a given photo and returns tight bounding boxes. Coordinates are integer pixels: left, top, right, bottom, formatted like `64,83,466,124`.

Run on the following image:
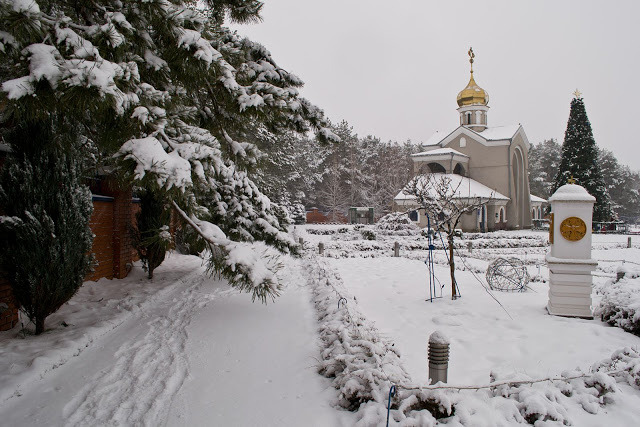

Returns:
530,194,547,203
472,124,521,141
422,124,523,147
394,173,509,203
411,147,469,158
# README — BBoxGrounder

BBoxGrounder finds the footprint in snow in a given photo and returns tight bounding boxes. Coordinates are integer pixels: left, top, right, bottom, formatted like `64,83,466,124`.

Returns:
432,317,462,326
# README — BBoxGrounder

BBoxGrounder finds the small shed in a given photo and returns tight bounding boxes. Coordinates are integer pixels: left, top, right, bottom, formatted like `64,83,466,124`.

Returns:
348,207,374,224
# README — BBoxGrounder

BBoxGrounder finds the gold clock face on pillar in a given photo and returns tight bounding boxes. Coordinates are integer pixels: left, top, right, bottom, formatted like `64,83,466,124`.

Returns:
560,216,587,241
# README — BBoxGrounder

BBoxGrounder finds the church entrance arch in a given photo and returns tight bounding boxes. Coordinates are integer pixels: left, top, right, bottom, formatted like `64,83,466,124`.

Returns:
453,163,465,176
420,162,446,174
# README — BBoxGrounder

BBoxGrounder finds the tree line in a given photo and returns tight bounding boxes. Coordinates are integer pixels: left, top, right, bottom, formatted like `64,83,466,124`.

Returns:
253,120,422,222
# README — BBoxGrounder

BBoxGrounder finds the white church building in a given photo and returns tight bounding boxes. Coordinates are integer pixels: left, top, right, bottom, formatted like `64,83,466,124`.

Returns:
394,49,543,232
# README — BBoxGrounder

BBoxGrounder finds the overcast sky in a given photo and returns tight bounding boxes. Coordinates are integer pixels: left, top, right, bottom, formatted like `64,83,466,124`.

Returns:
231,0,640,170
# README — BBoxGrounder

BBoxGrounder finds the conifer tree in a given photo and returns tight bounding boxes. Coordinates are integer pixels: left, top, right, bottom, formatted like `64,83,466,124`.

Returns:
552,94,613,222
134,190,171,280
0,126,93,335
529,138,561,199
0,0,337,301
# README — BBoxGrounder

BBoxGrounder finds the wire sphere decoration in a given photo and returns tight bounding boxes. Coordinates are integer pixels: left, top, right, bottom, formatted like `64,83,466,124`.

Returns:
486,258,530,292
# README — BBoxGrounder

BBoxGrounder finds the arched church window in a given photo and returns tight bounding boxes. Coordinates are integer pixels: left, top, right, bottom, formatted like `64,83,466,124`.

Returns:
453,163,465,176
466,112,472,124
499,207,505,222
408,210,418,222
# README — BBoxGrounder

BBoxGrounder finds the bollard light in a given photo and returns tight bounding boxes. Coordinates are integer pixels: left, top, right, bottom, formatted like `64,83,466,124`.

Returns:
428,331,450,384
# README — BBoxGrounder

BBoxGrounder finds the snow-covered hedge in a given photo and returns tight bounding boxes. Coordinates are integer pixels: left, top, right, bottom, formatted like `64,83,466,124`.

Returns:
375,212,420,236
595,269,640,337
304,255,640,425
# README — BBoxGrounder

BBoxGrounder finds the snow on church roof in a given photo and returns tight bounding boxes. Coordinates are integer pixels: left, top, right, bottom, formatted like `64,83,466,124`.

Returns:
473,124,521,141
422,124,521,147
530,194,547,203
411,147,469,157
394,173,509,203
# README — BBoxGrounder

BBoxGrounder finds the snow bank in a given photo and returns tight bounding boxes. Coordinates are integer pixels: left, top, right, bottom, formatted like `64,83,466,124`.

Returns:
596,270,640,336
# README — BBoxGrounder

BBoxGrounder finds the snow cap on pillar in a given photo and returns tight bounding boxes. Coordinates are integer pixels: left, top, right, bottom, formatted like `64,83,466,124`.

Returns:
548,184,596,203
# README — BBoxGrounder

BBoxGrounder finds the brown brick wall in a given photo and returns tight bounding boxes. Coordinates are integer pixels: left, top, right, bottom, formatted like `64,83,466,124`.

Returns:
111,188,133,279
306,208,347,224
0,276,19,331
131,201,140,262
86,199,115,281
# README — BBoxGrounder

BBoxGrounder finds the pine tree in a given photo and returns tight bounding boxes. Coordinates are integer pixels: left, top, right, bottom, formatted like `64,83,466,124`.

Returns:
552,95,613,221
0,0,337,301
134,190,171,280
0,126,93,335
598,149,640,222
529,139,561,199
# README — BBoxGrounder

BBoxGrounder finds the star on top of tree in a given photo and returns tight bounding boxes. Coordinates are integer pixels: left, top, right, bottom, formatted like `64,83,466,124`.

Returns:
573,89,582,98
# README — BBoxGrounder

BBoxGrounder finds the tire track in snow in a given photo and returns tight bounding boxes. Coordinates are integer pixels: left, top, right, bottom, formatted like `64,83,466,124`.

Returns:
63,270,222,426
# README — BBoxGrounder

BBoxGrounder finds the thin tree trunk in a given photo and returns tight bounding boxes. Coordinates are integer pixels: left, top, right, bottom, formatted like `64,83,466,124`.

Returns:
35,315,45,335
448,234,457,299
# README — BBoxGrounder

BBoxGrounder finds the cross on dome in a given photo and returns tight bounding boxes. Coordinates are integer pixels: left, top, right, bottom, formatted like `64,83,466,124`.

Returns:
457,47,489,107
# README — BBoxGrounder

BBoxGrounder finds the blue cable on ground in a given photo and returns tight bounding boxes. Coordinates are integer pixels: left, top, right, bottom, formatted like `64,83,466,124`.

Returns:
386,385,396,427
425,212,437,302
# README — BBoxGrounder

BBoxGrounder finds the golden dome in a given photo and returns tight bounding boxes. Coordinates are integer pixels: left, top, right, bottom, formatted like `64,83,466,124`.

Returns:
456,48,489,107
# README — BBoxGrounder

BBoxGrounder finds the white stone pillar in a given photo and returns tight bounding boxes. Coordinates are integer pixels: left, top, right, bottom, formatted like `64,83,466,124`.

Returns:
546,183,597,318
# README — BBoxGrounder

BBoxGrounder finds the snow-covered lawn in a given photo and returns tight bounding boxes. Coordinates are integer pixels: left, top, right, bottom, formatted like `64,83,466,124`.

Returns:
299,225,640,425
330,257,639,385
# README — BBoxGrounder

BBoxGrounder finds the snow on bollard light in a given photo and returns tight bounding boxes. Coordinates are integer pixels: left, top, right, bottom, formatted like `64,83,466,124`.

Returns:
428,331,450,384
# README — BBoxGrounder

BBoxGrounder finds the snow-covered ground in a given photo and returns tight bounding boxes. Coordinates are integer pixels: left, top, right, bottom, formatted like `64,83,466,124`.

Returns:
300,225,640,425
2,227,640,426
0,253,350,426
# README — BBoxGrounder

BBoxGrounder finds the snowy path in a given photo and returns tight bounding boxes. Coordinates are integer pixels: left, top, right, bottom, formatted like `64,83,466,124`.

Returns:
62,269,220,425
0,254,346,426
166,256,349,426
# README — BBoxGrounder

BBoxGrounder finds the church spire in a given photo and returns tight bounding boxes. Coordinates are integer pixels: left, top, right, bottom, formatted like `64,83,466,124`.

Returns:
457,47,489,107
456,47,490,131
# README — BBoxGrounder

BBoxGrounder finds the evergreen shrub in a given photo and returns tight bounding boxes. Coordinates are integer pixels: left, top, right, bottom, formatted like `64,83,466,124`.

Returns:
134,190,171,279
0,139,93,335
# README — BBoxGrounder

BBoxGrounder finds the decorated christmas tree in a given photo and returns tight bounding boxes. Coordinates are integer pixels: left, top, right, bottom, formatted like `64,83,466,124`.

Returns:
552,93,613,222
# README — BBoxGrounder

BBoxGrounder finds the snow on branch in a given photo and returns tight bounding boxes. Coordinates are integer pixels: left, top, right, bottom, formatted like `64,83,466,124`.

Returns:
172,202,281,303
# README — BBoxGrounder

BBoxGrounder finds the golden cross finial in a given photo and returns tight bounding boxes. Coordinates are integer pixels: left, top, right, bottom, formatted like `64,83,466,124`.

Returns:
468,47,475,72
573,89,582,98
568,176,577,185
